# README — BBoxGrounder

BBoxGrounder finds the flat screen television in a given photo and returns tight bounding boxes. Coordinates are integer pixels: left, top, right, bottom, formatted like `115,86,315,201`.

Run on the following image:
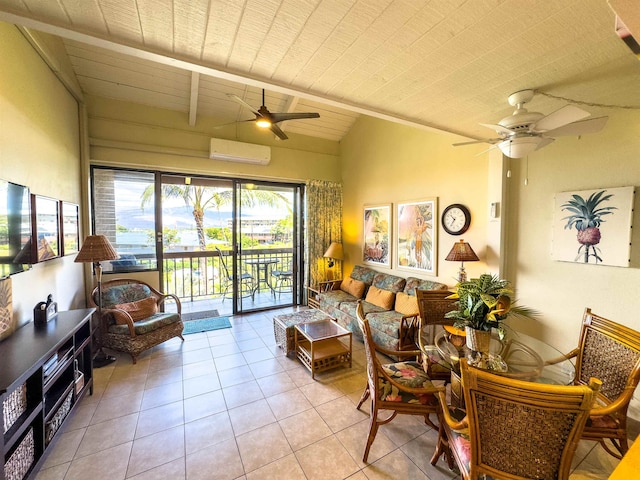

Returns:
0,179,32,278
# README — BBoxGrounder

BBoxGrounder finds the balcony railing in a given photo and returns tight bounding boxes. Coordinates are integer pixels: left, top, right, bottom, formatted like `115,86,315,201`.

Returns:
162,248,293,302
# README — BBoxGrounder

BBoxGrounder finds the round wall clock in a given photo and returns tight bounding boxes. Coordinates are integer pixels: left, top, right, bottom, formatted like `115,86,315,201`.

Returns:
442,204,471,235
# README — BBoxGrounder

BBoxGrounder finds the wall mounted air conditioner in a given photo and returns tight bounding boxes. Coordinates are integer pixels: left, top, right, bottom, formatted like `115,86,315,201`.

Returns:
209,138,271,165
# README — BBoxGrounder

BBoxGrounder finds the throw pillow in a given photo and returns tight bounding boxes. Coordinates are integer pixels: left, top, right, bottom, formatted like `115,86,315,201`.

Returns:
365,285,395,310
113,296,158,324
340,277,366,298
395,292,419,316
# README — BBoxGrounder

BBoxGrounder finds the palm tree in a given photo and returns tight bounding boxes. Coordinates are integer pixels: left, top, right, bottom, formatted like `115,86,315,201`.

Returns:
141,184,289,251
561,190,617,264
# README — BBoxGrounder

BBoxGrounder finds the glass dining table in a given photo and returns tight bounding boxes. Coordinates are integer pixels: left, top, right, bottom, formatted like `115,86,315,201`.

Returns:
422,326,576,406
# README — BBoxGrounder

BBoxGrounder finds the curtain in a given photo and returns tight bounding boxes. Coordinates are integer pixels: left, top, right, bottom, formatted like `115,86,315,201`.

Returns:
305,180,343,288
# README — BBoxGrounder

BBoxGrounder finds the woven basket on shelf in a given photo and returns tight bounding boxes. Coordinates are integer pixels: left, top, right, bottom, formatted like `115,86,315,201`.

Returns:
3,383,27,434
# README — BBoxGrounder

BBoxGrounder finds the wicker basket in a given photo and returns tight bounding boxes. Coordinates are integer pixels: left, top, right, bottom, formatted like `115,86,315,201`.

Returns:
273,309,331,356
465,327,491,353
3,383,27,434
4,428,34,480
45,389,73,446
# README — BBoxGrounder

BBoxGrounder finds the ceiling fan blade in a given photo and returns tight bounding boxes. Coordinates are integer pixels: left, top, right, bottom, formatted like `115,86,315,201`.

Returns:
535,137,555,150
270,123,288,140
475,144,499,156
227,93,261,116
480,123,515,136
543,116,608,137
453,138,501,147
532,105,590,132
213,119,255,129
271,112,320,123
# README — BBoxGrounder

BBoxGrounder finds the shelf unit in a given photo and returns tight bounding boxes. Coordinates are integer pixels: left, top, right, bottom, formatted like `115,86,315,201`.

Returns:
0,309,94,480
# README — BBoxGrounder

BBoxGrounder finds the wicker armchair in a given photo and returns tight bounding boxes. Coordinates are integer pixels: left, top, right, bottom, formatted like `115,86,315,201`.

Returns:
355,300,444,462
551,308,640,459
416,289,457,382
435,358,602,480
91,279,184,364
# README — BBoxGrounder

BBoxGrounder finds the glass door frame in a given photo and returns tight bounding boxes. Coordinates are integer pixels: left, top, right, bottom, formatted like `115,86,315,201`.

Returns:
234,179,303,314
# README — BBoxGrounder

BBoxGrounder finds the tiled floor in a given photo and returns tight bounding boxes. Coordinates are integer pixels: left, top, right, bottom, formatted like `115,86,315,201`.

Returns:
36,307,623,480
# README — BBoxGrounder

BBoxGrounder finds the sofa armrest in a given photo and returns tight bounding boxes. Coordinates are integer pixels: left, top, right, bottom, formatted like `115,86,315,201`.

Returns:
318,280,341,292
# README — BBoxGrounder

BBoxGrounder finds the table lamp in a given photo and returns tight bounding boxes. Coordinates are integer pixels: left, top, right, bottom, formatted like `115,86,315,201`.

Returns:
445,239,479,283
75,234,119,368
323,242,344,280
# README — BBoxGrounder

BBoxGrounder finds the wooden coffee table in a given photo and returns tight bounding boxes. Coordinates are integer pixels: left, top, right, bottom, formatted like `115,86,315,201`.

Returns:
294,319,352,379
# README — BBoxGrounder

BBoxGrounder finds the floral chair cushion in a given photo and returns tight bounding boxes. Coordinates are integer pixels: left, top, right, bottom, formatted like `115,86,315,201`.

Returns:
108,312,181,335
444,407,471,476
378,361,438,404
100,284,153,307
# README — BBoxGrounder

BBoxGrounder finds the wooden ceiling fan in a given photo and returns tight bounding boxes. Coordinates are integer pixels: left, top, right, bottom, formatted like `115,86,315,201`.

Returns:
227,89,320,140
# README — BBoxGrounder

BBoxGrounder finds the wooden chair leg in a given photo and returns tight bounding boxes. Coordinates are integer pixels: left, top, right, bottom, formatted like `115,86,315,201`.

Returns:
431,420,454,469
356,386,370,410
363,408,379,462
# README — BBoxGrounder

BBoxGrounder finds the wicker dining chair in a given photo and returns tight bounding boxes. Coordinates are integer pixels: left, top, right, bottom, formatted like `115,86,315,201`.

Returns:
553,308,640,459
416,289,458,382
435,358,602,480
355,300,445,462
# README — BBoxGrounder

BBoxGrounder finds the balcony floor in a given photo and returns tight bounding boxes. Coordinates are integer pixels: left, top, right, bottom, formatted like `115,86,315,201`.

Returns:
168,289,295,318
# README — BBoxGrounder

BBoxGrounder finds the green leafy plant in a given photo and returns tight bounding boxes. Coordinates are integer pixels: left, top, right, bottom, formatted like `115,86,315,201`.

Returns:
444,274,537,338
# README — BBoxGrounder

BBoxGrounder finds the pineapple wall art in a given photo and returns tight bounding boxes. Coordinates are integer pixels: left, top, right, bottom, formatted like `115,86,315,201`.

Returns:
0,277,14,341
552,186,635,267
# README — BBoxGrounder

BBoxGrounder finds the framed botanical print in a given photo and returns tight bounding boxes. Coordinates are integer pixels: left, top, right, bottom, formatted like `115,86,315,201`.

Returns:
395,198,438,275
60,201,79,256
31,195,60,262
363,204,391,267
552,186,634,267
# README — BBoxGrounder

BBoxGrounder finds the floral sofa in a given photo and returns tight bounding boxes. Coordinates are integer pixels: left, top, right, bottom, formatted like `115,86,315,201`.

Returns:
318,265,448,351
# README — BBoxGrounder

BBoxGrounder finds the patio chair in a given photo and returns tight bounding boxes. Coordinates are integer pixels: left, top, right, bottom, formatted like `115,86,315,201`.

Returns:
549,308,640,459
355,300,444,462
271,257,293,297
215,247,254,301
416,289,458,382
435,358,602,480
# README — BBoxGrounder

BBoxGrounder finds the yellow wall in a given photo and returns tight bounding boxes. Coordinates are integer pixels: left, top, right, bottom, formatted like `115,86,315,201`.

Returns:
0,23,84,324
341,110,640,418
504,108,640,348
87,95,341,184
340,115,493,285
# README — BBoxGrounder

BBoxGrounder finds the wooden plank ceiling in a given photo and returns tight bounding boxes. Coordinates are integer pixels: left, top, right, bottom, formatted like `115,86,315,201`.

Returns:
0,0,639,143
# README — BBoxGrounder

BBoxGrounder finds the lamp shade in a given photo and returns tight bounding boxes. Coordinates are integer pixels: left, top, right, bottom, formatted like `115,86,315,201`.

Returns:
445,240,479,263
323,242,344,260
74,235,119,263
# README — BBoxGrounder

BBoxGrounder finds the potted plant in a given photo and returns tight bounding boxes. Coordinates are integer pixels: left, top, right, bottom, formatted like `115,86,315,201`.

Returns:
444,273,537,352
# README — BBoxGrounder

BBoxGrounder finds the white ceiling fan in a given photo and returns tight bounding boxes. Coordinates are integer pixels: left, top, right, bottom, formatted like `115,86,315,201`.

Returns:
454,89,608,158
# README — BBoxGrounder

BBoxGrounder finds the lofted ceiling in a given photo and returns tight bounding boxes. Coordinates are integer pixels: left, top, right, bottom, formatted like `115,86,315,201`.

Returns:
0,0,639,144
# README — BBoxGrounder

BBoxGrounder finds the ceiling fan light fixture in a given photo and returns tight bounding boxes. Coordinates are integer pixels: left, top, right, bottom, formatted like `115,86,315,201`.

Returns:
255,118,272,128
498,136,543,159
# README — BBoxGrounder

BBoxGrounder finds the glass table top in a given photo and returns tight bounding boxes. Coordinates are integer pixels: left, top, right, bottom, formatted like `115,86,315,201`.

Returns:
296,319,350,341
427,328,576,385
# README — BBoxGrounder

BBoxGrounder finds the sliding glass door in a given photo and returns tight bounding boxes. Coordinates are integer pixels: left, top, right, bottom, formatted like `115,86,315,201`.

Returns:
91,166,303,317
236,181,301,313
